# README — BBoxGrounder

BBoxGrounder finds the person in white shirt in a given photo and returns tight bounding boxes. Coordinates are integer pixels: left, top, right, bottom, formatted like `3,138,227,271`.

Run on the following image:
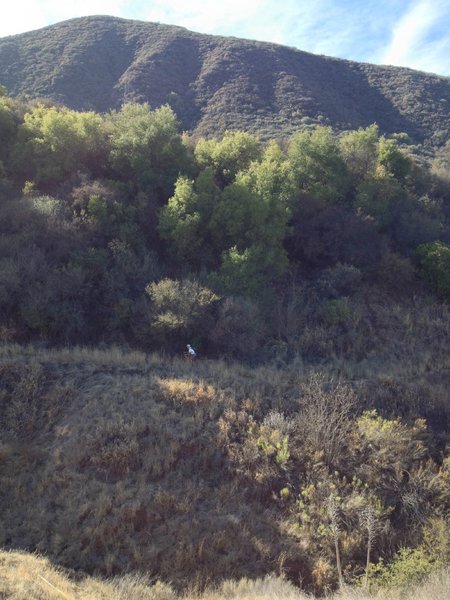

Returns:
186,344,196,360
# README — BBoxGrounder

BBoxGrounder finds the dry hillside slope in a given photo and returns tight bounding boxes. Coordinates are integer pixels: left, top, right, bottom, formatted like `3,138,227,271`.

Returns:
0,338,449,592
1,16,450,145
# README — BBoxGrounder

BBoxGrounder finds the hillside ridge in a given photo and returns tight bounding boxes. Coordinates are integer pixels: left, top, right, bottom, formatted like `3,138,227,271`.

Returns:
1,15,450,145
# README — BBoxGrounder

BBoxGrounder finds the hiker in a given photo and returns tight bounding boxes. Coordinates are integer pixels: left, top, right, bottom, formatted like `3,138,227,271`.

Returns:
185,344,196,361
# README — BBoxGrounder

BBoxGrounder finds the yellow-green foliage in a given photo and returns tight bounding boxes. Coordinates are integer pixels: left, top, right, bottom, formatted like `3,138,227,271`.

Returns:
249,420,290,466
0,92,449,356
367,517,450,591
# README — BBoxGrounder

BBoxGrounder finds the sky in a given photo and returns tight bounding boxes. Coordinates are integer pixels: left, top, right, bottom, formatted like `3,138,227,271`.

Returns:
1,0,450,76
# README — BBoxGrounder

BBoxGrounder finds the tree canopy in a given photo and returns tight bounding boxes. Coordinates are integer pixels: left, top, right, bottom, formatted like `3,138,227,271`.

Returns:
0,91,448,353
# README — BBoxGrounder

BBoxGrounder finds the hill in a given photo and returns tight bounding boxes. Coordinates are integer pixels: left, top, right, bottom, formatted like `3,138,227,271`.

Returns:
1,17,450,597
1,340,449,593
1,16,450,146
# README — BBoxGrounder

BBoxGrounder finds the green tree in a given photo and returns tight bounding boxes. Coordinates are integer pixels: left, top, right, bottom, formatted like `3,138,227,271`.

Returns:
377,137,411,180
108,102,189,198
209,243,287,299
288,127,350,202
194,130,261,188
161,140,291,298
237,140,294,238
207,144,291,298
416,241,450,298
355,175,408,231
86,194,141,246
146,278,219,348
11,104,108,186
159,168,221,269
339,124,379,184
0,95,17,167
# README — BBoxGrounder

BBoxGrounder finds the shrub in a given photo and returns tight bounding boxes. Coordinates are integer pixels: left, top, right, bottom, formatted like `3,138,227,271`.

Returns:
146,278,219,348
316,263,362,298
322,298,352,325
208,296,265,356
0,364,46,437
248,412,292,468
295,375,357,467
81,421,141,480
376,251,416,294
416,241,450,298
158,378,216,406
369,546,436,590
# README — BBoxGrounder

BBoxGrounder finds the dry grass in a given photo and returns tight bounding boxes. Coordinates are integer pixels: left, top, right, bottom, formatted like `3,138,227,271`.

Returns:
0,549,176,599
1,551,449,599
158,378,217,406
0,343,149,367
0,341,448,592
0,345,303,585
274,289,450,382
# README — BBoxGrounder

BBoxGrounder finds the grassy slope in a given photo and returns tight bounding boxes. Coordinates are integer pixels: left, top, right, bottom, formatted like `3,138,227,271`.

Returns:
0,346,309,586
1,16,450,145
1,550,449,599
0,288,449,591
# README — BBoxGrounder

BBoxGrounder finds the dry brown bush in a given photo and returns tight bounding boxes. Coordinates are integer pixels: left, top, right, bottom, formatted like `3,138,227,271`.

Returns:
294,375,357,467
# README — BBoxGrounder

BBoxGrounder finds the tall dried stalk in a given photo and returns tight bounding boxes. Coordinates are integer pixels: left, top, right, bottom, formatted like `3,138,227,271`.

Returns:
359,503,380,589
327,495,344,590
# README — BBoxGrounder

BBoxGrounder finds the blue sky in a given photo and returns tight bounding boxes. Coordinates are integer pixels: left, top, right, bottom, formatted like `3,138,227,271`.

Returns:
2,0,450,75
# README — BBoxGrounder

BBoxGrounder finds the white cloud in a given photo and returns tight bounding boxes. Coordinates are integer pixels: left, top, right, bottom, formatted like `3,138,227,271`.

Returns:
381,0,450,73
0,0,127,37
140,0,368,60
142,0,281,40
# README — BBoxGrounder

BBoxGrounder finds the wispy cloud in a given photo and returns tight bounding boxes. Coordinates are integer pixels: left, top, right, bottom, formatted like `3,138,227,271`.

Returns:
0,0,128,37
381,0,450,73
142,0,283,41
139,0,407,67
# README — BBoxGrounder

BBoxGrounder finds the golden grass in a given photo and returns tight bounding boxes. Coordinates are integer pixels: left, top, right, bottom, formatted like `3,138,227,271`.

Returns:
1,550,449,599
0,549,176,599
158,378,217,406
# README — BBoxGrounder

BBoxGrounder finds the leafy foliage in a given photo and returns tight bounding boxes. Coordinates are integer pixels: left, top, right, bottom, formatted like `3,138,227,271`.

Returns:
416,241,450,298
11,104,108,185
288,128,350,202
0,88,448,359
146,278,219,347
108,102,190,197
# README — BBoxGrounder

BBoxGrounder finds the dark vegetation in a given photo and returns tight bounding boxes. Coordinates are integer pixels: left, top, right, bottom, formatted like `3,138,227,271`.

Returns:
0,85,449,356
1,15,450,152
0,47,449,594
